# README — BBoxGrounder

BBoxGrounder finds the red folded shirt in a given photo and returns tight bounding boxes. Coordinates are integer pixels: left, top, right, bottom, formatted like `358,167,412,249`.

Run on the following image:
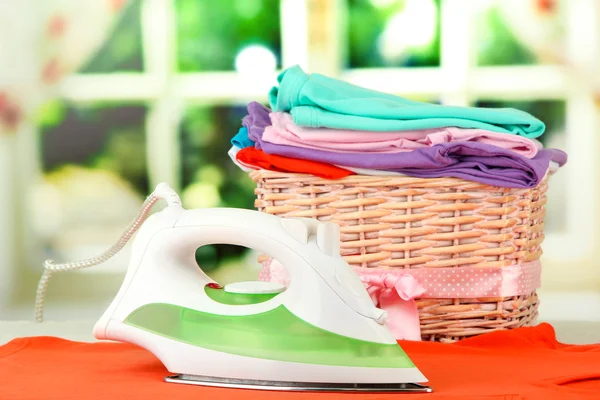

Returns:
1,323,599,400
236,147,354,179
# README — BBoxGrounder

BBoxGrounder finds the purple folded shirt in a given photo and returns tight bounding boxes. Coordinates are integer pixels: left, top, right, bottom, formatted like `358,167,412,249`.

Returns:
243,102,567,188
243,102,272,143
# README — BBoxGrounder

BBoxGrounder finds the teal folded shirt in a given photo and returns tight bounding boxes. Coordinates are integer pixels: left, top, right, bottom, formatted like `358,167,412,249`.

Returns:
231,127,253,149
268,65,545,138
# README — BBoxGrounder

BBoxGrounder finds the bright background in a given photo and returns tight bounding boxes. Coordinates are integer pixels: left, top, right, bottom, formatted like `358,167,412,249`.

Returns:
0,0,599,323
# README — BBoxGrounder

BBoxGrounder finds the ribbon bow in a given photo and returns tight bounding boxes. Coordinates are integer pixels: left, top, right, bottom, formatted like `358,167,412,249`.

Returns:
362,273,425,341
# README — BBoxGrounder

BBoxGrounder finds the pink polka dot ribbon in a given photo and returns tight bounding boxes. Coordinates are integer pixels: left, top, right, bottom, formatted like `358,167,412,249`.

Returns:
259,258,541,299
258,258,541,341
355,261,541,299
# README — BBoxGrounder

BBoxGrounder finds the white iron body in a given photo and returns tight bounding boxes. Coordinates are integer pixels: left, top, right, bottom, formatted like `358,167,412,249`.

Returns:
92,192,428,387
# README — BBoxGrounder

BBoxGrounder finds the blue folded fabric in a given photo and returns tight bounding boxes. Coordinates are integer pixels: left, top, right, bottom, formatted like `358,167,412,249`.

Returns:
230,127,254,149
268,65,545,138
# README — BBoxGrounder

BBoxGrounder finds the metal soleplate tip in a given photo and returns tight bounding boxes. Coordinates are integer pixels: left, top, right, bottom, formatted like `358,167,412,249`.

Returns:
164,374,433,393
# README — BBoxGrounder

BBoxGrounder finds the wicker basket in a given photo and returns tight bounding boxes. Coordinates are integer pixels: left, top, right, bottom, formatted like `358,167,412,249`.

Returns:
250,170,549,342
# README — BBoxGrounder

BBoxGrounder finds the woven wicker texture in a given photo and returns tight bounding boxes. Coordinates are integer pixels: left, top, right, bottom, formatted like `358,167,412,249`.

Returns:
250,170,549,342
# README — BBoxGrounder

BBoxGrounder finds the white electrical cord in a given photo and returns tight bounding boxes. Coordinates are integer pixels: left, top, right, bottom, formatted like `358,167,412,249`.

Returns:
34,183,182,323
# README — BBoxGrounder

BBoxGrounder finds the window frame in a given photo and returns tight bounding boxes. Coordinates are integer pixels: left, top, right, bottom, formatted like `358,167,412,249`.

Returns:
14,0,600,275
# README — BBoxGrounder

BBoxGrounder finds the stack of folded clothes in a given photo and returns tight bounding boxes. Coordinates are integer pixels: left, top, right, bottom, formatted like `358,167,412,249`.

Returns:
228,65,567,188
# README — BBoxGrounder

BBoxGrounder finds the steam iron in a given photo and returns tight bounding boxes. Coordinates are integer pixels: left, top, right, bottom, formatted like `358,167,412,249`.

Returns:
34,183,432,393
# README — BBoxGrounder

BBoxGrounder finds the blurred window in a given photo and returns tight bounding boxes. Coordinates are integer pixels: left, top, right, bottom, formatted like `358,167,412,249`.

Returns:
20,0,597,282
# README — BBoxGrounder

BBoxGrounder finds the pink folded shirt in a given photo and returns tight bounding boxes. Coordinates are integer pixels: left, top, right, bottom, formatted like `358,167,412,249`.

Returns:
263,112,543,158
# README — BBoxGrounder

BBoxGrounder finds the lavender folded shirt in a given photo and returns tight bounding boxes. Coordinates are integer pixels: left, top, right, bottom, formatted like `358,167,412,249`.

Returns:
242,102,272,143
262,139,565,188
243,102,567,188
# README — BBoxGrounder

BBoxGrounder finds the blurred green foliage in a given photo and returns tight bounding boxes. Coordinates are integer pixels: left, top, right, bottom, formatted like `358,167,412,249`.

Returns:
36,100,67,127
40,103,149,195
180,105,261,269
176,0,281,71
180,105,257,210
476,7,537,66
347,0,441,68
79,0,144,73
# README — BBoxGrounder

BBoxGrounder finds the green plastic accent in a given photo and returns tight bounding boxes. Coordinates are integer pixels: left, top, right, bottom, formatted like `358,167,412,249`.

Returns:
204,286,278,305
124,303,415,368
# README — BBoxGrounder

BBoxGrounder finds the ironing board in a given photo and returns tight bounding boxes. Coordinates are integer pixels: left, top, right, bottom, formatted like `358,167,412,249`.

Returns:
2,322,600,400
